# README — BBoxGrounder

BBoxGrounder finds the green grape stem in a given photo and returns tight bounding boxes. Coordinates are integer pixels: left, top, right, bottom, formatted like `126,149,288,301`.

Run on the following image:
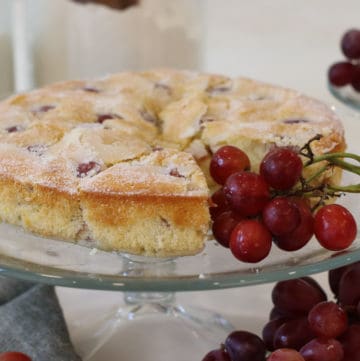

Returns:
305,152,360,176
328,183,360,193
274,136,360,207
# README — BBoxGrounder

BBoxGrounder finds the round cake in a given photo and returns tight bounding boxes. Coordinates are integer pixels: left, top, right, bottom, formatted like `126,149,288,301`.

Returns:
0,70,345,256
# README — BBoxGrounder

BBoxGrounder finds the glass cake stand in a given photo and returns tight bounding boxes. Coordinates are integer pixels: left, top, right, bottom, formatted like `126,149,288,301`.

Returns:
328,83,360,112
0,108,359,360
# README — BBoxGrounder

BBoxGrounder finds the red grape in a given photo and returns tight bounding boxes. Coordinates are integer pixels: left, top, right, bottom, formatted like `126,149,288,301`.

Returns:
338,262,360,308
262,197,301,236
314,204,357,251
274,198,314,251
269,307,304,321
272,278,327,314
212,211,243,248
341,29,360,59
224,330,266,361
300,338,344,361
97,113,118,123
301,277,327,302
267,349,305,361
230,220,272,263
328,264,349,298
308,301,348,338
76,161,101,178
0,353,32,361
269,305,308,320
273,317,315,351
202,349,231,361
210,145,251,185
352,65,360,92
210,188,230,220
224,171,270,216
339,324,360,361
260,147,303,190
328,62,354,87
262,318,288,351
269,307,291,321
269,307,283,321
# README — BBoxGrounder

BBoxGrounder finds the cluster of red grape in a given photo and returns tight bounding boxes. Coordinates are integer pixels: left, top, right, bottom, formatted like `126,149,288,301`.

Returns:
328,29,360,91
0,352,32,361
202,262,360,361
209,144,358,263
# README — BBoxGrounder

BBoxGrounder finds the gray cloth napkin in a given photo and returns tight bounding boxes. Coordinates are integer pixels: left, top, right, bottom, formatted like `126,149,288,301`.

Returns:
0,276,82,361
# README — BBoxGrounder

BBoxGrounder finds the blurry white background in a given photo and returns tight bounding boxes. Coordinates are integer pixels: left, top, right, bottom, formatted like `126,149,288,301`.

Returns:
1,0,360,100
0,0,360,359
0,0,13,99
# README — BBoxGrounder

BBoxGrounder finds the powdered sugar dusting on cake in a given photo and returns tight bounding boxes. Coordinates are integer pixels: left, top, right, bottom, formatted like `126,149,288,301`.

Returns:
0,70,345,202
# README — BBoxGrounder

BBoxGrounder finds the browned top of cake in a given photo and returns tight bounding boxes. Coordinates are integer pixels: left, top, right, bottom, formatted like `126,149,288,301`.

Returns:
0,69,345,197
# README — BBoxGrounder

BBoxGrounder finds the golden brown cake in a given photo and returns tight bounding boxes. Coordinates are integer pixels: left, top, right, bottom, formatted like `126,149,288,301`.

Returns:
0,70,345,257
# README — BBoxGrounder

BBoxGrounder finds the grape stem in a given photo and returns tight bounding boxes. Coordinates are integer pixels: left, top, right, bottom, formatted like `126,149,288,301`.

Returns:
328,183,360,193
273,135,360,208
304,164,332,183
306,153,360,176
300,134,360,176
308,152,360,164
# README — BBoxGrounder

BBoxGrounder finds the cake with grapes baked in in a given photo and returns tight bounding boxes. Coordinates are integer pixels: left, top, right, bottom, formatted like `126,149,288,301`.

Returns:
0,70,345,256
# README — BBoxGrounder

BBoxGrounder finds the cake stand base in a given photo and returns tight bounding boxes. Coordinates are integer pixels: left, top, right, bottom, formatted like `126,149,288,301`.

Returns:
72,291,234,361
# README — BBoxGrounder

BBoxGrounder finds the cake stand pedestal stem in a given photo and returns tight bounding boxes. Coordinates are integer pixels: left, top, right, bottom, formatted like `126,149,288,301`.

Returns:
73,257,234,361
124,291,175,305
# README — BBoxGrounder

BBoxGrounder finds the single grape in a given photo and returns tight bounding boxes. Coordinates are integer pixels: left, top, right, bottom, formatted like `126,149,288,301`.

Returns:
97,113,117,123
76,161,101,178
262,318,288,351
344,306,360,325
273,197,314,251
273,198,314,252
347,309,360,325
308,301,348,338
260,147,303,190
301,277,327,302
328,264,349,298
210,188,230,220
269,307,290,321
352,65,360,92
273,317,315,351
267,349,305,361
339,324,360,361
314,204,357,251
212,211,243,248
328,62,354,87
269,307,283,320
338,262,360,308
262,197,301,236
269,307,304,321
272,278,327,314
230,220,272,263
300,338,344,361
202,349,231,361
224,330,266,361
0,353,32,361
224,171,270,216
341,29,360,59
210,145,251,185
269,305,307,320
